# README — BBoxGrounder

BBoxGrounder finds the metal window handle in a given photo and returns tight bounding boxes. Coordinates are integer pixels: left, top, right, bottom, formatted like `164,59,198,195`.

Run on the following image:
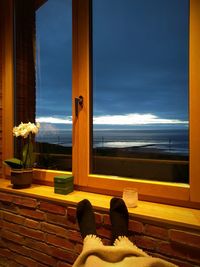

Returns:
75,95,83,117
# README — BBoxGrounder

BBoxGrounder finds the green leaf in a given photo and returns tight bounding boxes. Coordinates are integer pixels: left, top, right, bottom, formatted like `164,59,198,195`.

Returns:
22,142,34,168
3,158,23,169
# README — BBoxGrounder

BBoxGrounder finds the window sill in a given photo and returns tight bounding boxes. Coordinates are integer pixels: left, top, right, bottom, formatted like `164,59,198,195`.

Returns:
0,178,199,231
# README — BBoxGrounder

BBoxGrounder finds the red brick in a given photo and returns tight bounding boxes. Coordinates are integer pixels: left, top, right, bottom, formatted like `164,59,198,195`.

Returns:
38,263,49,267
47,212,79,231
46,213,69,227
0,202,18,213
6,260,22,267
129,220,144,234
39,201,66,215
50,246,77,263
66,219,79,230
95,212,103,225
3,211,25,225
46,233,74,250
67,229,82,242
179,261,198,267
27,248,57,266
102,238,112,246
19,208,45,220
158,241,188,260
170,229,200,248
0,248,11,258
5,240,30,256
187,247,200,264
145,224,168,240
103,214,111,226
25,237,51,255
0,258,10,267
67,206,76,223
74,243,83,254
0,192,13,203
0,238,6,248
57,261,72,267
14,254,38,267
13,196,38,208
132,235,157,251
97,226,111,238
149,252,195,267
24,218,40,229
19,226,45,241
41,222,68,237
3,220,21,233
1,229,24,244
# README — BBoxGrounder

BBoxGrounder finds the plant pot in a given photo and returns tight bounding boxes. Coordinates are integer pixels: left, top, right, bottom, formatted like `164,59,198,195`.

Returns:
11,169,33,189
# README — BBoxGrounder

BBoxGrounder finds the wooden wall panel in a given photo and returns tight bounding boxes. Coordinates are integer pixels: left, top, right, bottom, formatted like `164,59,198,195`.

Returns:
0,0,14,178
14,0,36,159
14,0,36,125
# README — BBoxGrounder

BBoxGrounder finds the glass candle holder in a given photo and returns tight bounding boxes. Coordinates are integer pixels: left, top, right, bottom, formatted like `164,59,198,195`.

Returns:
122,188,138,208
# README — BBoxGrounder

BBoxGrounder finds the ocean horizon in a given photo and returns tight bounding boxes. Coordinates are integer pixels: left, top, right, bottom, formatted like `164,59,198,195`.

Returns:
36,128,189,156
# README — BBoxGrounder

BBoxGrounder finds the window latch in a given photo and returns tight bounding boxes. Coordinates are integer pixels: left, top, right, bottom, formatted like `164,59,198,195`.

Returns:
75,95,83,117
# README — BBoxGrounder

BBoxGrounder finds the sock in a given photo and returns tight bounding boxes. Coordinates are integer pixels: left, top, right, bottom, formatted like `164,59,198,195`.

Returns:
110,197,129,243
76,199,97,239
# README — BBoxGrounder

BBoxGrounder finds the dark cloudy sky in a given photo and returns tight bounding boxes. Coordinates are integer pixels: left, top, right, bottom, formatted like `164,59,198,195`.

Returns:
36,0,189,129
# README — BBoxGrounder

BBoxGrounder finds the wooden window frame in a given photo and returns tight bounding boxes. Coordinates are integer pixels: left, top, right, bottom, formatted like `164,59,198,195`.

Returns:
1,0,200,208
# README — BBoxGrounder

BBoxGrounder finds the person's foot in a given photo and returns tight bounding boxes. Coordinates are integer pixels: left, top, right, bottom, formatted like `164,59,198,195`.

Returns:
110,197,129,243
76,199,97,239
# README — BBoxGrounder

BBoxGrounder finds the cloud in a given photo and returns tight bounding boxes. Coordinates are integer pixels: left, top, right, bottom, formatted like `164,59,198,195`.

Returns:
36,113,188,125
36,116,72,124
93,113,187,125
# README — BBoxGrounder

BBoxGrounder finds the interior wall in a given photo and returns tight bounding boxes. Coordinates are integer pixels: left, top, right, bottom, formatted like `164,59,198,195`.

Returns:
0,191,199,267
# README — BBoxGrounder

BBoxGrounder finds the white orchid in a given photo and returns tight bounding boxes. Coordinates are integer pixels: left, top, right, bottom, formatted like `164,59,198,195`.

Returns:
4,122,40,170
13,122,40,138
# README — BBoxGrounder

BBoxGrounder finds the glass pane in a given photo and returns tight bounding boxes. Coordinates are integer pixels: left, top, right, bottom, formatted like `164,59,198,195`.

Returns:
35,0,72,170
92,0,189,183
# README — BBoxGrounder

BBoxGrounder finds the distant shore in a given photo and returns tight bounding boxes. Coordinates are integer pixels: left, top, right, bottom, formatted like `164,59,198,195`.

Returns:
34,141,189,183
93,145,188,160
35,141,188,160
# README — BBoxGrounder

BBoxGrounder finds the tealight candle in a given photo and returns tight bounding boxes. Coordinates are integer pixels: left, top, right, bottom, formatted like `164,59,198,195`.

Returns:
122,188,138,208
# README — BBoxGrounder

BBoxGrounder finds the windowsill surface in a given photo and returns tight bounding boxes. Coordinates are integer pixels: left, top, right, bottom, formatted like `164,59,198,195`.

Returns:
0,178,199,231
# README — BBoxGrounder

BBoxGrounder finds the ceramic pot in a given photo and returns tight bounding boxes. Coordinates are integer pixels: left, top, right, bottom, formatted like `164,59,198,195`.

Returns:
11,169,33,189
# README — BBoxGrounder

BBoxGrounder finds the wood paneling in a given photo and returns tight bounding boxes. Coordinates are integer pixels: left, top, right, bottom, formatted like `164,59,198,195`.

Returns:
14,0,36,159
14,0,36,125
190,0,200,202
1,0,14,177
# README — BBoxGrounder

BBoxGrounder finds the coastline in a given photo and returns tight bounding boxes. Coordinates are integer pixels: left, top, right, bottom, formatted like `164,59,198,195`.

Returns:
34,142,189,183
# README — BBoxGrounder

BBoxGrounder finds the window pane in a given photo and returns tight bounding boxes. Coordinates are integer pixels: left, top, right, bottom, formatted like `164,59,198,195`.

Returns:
35,0,72,171
14,0,72,171
92,0,189,183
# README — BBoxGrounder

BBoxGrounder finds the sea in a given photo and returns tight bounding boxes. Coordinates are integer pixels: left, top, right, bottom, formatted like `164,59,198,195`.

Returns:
36,128,189,156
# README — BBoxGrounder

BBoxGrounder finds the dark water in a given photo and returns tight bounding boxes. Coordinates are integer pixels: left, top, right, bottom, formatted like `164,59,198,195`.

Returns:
93,129,189,156
36,128,189,156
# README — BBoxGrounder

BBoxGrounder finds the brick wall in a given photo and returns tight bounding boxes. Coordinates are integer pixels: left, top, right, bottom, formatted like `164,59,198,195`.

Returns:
0,191,200,267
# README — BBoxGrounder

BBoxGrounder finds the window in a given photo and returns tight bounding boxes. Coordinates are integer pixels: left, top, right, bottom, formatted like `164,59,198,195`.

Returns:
72,0,200,206
92,0,189,183
14,0,72,171
2,0,200,207
35,0,72,171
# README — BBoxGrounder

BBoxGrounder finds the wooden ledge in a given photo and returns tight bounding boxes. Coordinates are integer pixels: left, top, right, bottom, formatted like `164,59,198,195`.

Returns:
0,179,199,231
